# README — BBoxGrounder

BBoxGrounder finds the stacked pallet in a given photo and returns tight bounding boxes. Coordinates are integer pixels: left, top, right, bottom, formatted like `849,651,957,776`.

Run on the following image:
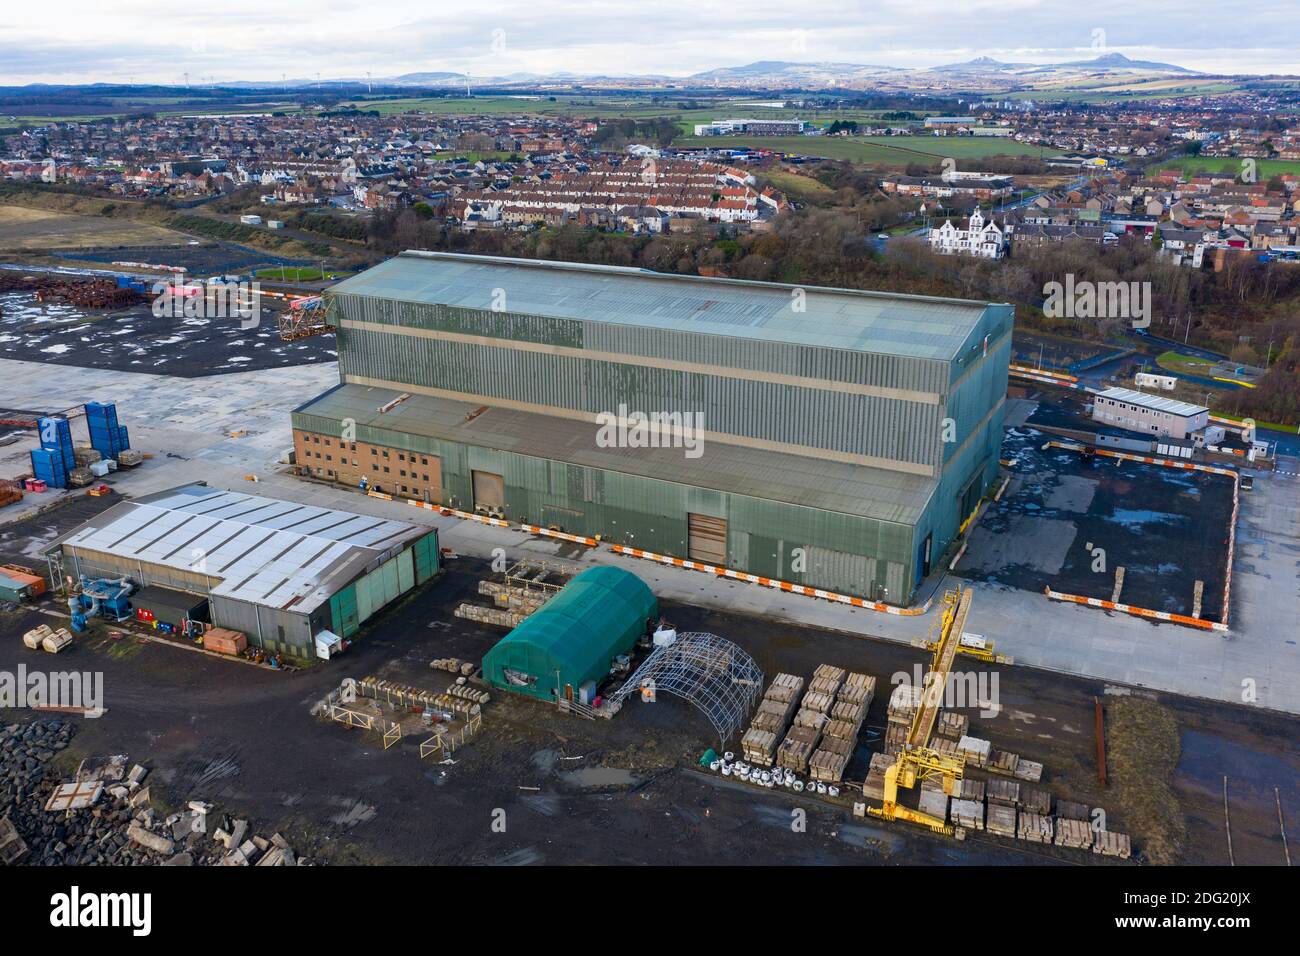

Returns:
793,706,830,730
809,744,851,783
930,736,960,759
799,691,835,716
742,728,781,767
987,779,1021,808
1093,831,1132,859
885,683,921,754
743,674,804,766
956,736,991,768
1013,759,1044,783
836,673,875,717
1056,800,1091,822
454,604,527,628
807,671,876,783
917,786,949,823
808,664,846,697
988,749,1020,775
950,798,985,830
936,711,969,739
863,751,895,800
1017,812,1054,844
777,726,821,773
954,777,985,802
1021,787,1052,815
1054,818,1094,850
986,804,1017,838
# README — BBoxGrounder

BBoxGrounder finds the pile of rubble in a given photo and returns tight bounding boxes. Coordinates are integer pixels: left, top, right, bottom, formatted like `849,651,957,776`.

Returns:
1,719,307,866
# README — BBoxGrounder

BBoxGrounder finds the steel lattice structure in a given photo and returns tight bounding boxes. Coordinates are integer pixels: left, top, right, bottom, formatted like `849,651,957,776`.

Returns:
610,632,763,746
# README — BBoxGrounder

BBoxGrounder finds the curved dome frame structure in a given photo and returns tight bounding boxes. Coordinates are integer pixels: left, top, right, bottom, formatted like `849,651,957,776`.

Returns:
610,632,763,746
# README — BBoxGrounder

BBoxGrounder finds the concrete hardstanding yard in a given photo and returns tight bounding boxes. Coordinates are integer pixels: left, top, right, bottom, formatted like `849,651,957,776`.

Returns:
0,355,1296,715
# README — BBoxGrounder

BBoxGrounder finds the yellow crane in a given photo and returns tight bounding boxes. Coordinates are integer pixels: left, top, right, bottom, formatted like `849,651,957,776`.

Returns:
868,586,976,836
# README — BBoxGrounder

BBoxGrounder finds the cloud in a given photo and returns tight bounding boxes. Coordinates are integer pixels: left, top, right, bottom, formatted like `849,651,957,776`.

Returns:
0,0,1296,84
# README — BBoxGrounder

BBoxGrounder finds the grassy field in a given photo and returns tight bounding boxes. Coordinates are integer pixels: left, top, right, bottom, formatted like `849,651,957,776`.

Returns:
0,203,186,250
671,133,1057,166
1154,156,1300,179
255,266,353,281
757,168,835,202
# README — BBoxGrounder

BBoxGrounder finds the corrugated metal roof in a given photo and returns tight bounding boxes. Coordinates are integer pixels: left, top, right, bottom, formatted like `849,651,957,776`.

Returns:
327,251,993,361
297,384,936,525
58,484,427,614
1097,386,1207,418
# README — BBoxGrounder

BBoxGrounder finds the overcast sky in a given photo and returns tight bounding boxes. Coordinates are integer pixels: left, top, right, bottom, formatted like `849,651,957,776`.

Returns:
3,0,1298,86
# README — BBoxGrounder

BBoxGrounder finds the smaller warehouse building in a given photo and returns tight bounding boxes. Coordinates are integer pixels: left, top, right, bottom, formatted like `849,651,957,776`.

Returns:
482,566,657,704
1092,387,1208,439
50,484,439,659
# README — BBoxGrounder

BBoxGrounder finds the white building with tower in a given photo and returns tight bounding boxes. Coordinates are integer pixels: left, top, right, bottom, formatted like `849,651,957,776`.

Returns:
929,209,1007,259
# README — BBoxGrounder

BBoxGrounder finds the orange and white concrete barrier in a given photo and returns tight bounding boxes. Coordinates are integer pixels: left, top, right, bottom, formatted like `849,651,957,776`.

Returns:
608,544,932,616
1044,587,1226,632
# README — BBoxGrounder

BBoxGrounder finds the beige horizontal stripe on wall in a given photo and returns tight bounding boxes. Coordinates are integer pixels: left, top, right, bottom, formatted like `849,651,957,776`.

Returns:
343,373,938,477
338,319,942,406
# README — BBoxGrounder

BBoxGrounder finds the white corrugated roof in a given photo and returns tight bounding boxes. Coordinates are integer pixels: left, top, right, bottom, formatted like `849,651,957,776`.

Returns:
1097,386,1206,419
60,485,426,614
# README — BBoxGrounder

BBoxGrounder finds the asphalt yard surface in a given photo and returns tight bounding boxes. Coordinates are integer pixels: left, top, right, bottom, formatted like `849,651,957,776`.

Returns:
0,291,336,376
960,426,1234,622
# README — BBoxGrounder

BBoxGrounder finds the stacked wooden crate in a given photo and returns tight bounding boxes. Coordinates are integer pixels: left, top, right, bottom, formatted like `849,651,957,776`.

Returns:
1054,818,1094,850
777,726,820,773
1013,759,1044,783
743,674,803,766
1021,786,1052,815
986,803,1017,837
1056,800,1091,823
956,735,991,768
808,672,875,783
917,783,949,823
935,711,969,739
781,671,840,774
1093,830,1132,859
987,779,1021,808
863,751,894,800
1017,812,1054,844
954,777,985,802
885,683,921,754
988,749,1020,776
950,798,985,830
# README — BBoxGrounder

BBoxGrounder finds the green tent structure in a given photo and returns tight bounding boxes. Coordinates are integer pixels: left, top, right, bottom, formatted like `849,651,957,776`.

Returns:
482,566,657,702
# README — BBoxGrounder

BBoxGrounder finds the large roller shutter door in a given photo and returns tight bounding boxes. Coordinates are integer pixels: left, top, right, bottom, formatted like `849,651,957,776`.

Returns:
472,470,505,511
687,513,728,565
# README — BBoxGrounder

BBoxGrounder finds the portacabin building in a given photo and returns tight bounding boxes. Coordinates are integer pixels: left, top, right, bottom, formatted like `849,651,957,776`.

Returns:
291,252,1011,605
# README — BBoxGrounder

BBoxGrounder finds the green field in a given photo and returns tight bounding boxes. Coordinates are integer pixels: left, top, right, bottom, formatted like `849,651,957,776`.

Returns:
256,266,353,282
1153,156,1300,179
671,133,1057,166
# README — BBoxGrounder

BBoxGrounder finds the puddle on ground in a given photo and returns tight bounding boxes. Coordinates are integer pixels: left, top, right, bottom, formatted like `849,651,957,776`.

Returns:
557,767,640,789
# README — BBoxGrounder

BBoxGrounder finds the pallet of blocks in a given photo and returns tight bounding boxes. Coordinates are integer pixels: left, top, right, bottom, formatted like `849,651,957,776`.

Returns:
1017,811,1054,844
987,779,1021,807
822,718,859,743
917,785,949,823
987,749,1020,776
883,721,909,755
1056,799,1091,822
956,735,991,768
1013,759,1044,783
863,752,894,801
750,701,792,734
935,711,969,739
808,663,846,697
799,690,835,716
835,673,875,719
1021,786,1052,815
1093,830,1132,859
950,798,985,830
1054,818,1094,850
930,736,959,759
887,682,921,725
794,707,831,732
954,777,985,802
809,733,854,782
986,803,1017,838
777,725,821,773
742,727,780,767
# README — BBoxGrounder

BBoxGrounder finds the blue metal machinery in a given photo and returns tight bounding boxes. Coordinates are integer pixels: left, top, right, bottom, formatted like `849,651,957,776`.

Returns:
75,575,135,627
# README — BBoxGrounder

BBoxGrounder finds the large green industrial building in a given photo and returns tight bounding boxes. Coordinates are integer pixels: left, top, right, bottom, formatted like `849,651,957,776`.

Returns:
292,251,1011,605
